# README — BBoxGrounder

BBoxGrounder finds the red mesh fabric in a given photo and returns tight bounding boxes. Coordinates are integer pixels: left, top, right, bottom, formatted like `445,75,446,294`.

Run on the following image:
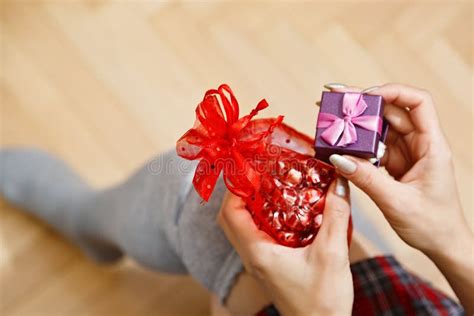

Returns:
177,84,351,247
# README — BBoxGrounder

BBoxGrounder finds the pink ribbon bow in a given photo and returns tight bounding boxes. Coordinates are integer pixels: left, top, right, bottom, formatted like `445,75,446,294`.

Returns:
317,93,382,147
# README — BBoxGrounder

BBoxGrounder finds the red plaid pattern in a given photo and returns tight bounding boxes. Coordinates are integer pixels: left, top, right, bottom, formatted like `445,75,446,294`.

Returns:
257,256,464,316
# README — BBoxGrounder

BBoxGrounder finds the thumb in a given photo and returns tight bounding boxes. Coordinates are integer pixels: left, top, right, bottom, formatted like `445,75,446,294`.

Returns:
313,177,351,254
329,154,400,210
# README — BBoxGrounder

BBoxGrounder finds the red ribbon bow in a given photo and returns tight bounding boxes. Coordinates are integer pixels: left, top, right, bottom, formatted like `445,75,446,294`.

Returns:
177,84,283,201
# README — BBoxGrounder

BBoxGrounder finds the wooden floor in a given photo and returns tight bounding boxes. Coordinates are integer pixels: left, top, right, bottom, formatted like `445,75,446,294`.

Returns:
1,1,472,315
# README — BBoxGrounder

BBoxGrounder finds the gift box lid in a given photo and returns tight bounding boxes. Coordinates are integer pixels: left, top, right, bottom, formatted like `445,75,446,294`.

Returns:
315,91,385,163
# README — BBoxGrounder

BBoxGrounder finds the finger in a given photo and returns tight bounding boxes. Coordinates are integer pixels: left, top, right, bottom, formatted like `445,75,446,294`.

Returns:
329,154,403,211
217,193,242,247
324,83,363,93
380,129,405,166
218,193,251,244
314,177,351,252
383,128,400,149
367,83,440,133
380,137,412,179
318,84,380,107
316,84,362,106
318,84,379,107
218,193,275,247
217,195,269,276
323,83,417,135
384,104,415,135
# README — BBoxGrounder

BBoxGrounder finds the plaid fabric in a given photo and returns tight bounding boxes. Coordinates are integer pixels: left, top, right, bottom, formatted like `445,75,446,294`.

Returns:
256,256,464,316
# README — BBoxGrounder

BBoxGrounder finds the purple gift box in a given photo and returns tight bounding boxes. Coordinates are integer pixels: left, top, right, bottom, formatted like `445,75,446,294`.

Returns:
315,91,389,166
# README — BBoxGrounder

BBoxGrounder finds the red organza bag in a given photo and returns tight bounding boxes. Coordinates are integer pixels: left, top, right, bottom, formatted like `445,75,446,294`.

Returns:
177,84,352,247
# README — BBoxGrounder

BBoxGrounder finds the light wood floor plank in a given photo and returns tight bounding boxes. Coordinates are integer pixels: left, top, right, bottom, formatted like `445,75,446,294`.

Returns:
1,1,472,314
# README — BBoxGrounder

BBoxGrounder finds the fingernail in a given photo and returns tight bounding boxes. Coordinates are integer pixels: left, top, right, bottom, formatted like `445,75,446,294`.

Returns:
329,154,357,174
376,142,386,159
361,85,380,94
314,214,323,227
324,83,346,90
315,101,321,106
369,157,379,164
335,177,348,197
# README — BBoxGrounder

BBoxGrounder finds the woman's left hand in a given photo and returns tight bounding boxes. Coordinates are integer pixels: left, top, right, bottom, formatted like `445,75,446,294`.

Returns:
218,178,354,316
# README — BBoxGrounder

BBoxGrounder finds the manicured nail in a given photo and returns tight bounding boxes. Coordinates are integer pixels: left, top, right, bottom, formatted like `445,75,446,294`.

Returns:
335,177,348,197
361,85,380,94
324,83,347,90
368,142,386,164
329,154,357,174
376,142,386,159
369,157,379,164
314,214,323,227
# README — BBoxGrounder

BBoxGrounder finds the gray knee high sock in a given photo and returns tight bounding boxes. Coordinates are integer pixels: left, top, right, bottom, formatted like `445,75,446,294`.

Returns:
0,147,243,303
0,147,389,301
0,148,124,262
0,148,187,272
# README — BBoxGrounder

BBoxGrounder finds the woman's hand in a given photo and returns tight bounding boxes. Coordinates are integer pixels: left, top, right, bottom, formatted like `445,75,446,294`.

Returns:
326,83,473,313
218,178,353,316
326,83,471,256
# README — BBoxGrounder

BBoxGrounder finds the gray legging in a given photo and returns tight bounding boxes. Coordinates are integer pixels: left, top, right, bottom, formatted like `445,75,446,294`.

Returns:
0,148,388,303
0,148,243,303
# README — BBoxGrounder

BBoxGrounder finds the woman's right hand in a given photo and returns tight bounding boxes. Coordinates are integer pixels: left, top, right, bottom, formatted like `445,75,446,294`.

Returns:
326,83,473,313
328,83,471,257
